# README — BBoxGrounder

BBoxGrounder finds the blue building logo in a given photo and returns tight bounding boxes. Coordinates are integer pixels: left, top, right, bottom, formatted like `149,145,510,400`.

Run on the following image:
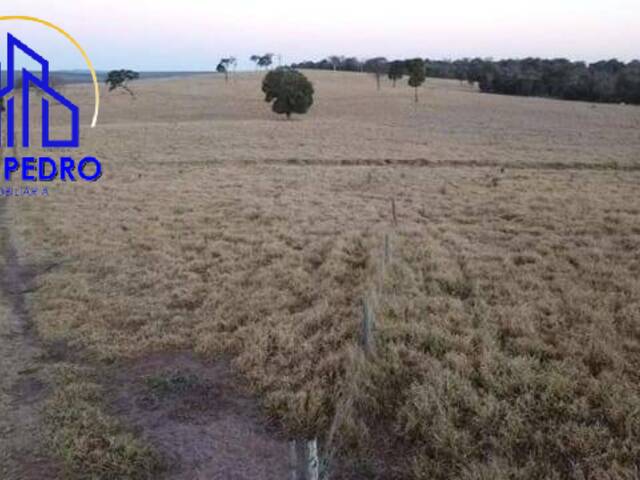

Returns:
0,33,101,186
0,33,79,148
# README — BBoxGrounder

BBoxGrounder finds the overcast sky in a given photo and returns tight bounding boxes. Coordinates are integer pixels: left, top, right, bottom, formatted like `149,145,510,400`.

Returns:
1,0,639,71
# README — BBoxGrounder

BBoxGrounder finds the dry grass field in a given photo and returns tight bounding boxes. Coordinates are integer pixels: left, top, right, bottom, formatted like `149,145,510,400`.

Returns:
4,71,640,478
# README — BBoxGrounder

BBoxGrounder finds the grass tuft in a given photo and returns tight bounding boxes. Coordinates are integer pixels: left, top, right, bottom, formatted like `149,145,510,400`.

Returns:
44,364,164,479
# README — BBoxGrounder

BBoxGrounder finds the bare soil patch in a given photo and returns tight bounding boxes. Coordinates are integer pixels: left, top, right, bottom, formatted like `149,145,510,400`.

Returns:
108,352,291,480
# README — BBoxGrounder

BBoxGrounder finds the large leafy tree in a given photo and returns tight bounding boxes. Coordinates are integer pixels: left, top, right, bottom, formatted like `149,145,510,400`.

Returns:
105,69,140,97
406,58,426,102
261,67,314,119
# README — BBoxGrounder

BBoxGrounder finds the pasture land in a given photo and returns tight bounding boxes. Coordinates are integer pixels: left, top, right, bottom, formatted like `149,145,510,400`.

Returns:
5,71,640,478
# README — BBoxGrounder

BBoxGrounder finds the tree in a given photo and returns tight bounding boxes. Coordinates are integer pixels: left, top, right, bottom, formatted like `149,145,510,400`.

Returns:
257,53,274,70
250,55,261,70
216,62,227,82
328,56,344,71
388,60,405,87
262,67,314,119
106,69,140,97
616,60,640,104
217,58,235,83
406,58,426,102
453,60,468,84
343,57,363,72
364,57,388,90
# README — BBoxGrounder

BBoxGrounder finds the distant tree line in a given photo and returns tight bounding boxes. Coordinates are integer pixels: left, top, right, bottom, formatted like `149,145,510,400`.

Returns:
291,56,640,104
293,56,367,72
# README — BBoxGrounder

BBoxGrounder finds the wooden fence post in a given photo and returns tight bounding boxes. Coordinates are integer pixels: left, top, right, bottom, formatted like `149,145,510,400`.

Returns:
289,440,298,480
391,198,397,226
361,297,376,356
306,438,319,480
384,233,391,265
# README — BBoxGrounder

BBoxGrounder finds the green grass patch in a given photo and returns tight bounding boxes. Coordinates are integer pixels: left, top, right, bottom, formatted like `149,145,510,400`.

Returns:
44,364,164,479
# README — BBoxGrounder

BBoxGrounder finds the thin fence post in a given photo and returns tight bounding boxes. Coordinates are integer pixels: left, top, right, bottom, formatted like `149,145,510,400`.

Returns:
306,438,319,480
289,440,298,480
391,198,397,226
361,297,375,356
384,233,390,265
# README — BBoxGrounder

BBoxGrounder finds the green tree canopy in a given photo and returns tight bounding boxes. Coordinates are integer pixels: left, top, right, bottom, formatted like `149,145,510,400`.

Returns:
105,69,140,96
251,53,274,70
217,58,236,82
291,56,640,105
249,53,275,68
406,58,426,102
259,54,274,69
365,57,388,90
261,67,314,119
388,60,405,87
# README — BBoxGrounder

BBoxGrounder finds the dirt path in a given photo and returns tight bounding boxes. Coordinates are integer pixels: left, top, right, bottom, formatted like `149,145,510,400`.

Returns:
0,198,61,479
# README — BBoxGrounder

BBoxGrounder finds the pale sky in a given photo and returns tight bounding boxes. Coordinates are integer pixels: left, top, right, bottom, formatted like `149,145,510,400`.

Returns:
1,0,639,71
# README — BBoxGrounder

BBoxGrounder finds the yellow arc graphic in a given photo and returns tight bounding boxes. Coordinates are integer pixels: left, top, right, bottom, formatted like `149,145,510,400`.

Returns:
0,15,99,128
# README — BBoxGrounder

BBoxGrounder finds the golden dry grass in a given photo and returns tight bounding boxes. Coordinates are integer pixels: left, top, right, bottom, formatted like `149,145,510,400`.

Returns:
7,71,640,478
